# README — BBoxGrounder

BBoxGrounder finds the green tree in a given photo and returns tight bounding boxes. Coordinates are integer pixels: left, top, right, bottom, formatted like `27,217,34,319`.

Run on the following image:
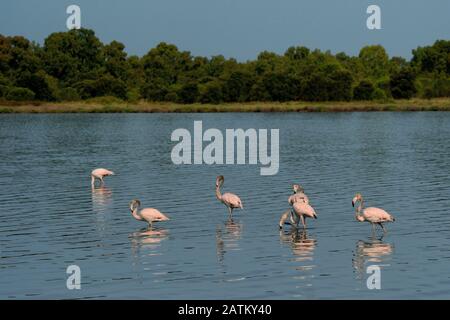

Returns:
42,29,103,84
359,45,389,79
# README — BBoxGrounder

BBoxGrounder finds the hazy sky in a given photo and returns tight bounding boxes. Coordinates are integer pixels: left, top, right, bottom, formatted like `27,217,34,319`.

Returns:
1,0,450,60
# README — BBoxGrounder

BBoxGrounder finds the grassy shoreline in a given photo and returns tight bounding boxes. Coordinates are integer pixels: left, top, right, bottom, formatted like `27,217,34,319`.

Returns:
1,98,450,113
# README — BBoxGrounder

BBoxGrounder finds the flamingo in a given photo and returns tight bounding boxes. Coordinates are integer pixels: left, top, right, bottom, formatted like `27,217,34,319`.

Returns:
215,175,243,215
91,168,114,187
291,201,318,229
288,184,309,205
352,193,395,233
129,199,170,228
279,208,299,229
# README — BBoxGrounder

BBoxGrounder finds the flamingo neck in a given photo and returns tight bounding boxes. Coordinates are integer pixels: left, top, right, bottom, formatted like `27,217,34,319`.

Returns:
215,186,222,201
131,209,143,221
91,175,95,186
355,199,364,221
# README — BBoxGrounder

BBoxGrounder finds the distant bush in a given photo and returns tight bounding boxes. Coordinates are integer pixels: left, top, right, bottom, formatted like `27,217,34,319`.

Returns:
200,81,223,104
126,87,141,103
58,87,80,101
74,75,127,100
85,96,124,105
164,91,178,102
15,71,58,101
177,82,199,104
5,87,35,101
390,68,417,99
372,88,388,101
353,80,375,100
0,85,8,97
416,74,450,98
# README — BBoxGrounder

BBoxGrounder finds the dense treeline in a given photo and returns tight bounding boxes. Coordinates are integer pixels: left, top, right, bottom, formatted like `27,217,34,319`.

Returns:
1,28,450,104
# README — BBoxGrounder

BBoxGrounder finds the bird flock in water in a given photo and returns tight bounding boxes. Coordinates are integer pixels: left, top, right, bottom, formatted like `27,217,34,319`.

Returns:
91,168,396,233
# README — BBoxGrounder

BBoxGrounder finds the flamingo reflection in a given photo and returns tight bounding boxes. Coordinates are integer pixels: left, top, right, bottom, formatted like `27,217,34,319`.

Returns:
129,228,169,281
216,217,243,263
130,228,169,250
280,228,317,263
352,236,394,280
91,186,113,211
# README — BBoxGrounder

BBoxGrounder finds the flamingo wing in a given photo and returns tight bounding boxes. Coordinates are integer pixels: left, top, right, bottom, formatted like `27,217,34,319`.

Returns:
92,168,114,178
140,208,170,223
221,193,243,209
292,202,317,219
363,207,394,223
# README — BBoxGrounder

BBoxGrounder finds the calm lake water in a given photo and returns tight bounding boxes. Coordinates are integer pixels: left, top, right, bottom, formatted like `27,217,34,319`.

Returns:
1,113,450,299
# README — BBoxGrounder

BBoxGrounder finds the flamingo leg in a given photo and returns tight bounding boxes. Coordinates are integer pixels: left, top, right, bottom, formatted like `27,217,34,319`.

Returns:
379,223,387,233
300,215,306,229
290,211,299,229
371,223,376,234
228,206,233,216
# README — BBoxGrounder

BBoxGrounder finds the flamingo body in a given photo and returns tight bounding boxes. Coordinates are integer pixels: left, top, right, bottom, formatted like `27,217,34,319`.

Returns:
292,202,317,220
129,199,169,227
352,193,395,233
291,202,318,229
221,192,243,210
361,207,395,223
91,168,114,186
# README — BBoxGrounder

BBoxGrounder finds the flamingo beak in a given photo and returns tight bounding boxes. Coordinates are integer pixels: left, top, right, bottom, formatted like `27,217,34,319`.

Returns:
352,200,355,207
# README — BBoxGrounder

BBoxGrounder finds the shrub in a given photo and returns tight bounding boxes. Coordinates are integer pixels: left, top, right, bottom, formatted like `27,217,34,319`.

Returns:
15,72,55,101
353,80,375,100
390,68,417,99
200,81,223,104
5,87,35,101
0,85,8,97
177,82,199,104
372,88,388,101
59,87,80,101
74,75,127,100
126,87,141,103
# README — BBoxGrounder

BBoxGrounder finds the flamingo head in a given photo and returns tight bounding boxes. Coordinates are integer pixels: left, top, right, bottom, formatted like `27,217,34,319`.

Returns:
352,193,363,207
129,199,141,212
216,175,224,188
292,184,304,194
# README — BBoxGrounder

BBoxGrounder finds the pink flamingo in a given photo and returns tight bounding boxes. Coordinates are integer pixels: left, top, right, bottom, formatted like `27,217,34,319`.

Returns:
91,168,115,187
291,201,318,229
288,184,310,205
352,193,395,233
129,199,170,228
215,175,243,216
